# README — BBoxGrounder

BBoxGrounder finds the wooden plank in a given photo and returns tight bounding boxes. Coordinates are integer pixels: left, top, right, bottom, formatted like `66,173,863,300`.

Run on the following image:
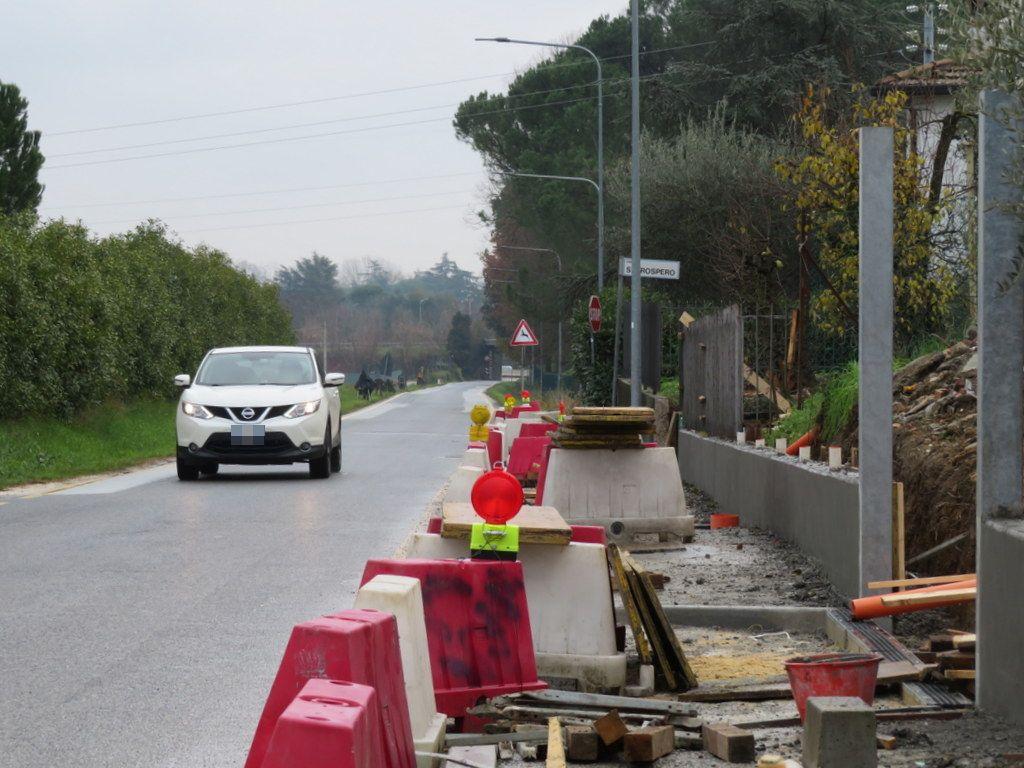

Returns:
678,682,792,703
868,573,975,590
892,481,906,584
441,502,571,545
571,407,655,417
944,669,977,681
622,551,699,690
593,710,629,747
624,725,675,762
743,365,792,414
518,688,696,715
876,734,897,750
623,556,678,690
952,633,977,651
879,587,976,607
936,651,976,670
546,717,566,768
702,722,756,763
606,545,652,664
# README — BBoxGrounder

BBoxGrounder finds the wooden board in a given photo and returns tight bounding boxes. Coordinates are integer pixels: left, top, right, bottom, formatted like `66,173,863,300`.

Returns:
623,557,678,690
892,481,906,584
879,587,976,607
868,573,975,590
572,407,654,418
441,503,571,545
606,545,652,665
546,717,566,768
622,550,699,690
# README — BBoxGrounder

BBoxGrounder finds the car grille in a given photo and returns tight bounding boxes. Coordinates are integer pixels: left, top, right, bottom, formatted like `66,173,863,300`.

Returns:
202,405,293,421
202,432,296,455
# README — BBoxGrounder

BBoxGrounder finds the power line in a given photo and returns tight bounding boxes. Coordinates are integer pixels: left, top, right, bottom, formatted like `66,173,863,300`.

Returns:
41,171,482,210
45,41,718,138
179,203,472,235
87,188,475,225
43,91,621,170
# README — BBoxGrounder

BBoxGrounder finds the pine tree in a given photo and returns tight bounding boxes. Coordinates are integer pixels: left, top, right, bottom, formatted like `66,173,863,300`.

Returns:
0,82,44,215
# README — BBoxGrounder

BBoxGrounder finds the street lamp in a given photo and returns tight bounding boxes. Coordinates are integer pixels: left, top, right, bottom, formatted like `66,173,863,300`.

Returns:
476,36,604,291
493,245,563,391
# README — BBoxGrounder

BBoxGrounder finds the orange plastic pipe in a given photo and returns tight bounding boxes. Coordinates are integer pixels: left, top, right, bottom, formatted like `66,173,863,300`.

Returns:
786,425,820,456
850,578,976,620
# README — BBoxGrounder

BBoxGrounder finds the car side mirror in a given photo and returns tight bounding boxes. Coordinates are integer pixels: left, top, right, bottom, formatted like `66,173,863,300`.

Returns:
174,374,191,388
324,372,345,387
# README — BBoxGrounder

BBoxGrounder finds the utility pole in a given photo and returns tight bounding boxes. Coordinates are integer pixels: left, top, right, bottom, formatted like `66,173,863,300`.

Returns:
922,3,935,64
629,0,642,406
322,318,328,373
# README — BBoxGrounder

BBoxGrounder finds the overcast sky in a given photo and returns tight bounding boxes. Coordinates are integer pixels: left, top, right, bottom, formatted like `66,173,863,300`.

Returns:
4,1,627,278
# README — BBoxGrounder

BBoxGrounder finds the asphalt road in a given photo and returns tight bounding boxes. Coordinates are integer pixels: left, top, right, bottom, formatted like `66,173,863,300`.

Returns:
0,381,486,768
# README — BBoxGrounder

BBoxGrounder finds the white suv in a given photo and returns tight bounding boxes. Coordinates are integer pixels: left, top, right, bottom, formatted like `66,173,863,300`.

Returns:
174,346,344,480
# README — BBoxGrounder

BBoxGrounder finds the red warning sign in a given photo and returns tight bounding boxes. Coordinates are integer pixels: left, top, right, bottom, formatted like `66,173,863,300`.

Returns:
509,319,539,347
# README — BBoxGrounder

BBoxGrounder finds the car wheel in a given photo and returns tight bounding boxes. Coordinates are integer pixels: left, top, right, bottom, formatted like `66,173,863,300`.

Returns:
309,423,332,479
330,429,341,473
177,455,200,481
200,463,219,476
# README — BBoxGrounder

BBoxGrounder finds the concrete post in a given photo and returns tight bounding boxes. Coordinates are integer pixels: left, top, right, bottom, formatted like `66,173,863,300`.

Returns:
976,90,1024,723
857,127,894,596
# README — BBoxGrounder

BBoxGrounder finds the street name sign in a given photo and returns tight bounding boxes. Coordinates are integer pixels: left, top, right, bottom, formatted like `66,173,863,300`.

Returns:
509,319,540,347
619,258,681,280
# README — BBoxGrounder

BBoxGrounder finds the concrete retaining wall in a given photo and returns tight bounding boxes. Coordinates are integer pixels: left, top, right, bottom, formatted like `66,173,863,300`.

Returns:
678,429,862,598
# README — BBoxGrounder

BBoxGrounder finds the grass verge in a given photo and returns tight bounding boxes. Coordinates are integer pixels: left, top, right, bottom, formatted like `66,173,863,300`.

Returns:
0,383,423,490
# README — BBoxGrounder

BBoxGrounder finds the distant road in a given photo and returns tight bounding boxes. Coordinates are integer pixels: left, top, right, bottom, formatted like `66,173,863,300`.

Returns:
0,381,486,768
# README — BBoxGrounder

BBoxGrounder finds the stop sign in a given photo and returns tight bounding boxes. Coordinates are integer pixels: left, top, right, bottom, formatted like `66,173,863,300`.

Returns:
588,295,602,333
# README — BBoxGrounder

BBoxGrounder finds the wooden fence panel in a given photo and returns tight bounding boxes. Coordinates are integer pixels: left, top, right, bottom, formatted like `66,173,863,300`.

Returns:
679,305,743,439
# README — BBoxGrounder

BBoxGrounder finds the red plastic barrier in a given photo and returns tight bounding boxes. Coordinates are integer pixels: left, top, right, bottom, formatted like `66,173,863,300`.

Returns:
467,441,486,450
426,517,442,534
570,525,607,545
642,441,659,448
245,610,416,768
487,429,502,469
534,443,554,505
784,653,882,721
520,422,558,438
359,559,546,723
506,436,552,480
261,679,382,768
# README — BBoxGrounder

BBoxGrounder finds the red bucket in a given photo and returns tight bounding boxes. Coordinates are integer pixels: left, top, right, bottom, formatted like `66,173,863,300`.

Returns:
709,513,740,529
784,653,882,721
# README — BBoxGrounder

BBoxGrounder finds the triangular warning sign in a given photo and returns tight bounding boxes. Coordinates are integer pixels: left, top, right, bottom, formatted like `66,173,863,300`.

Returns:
509,318,539,347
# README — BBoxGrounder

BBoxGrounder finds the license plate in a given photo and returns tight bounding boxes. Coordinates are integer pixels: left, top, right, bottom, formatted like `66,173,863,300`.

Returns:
230,424,265,446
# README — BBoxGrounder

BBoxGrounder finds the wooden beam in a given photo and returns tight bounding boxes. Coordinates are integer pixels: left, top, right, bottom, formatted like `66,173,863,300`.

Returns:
892,481,906,584
743,365,791,414
879,587,976,607
546,718,565,768
624,725,676,762
868,573,975,590
606,545,652,664
702,722,756,763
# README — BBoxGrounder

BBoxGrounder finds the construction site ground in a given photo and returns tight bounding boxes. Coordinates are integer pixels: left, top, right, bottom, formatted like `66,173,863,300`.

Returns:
503,486,1024,767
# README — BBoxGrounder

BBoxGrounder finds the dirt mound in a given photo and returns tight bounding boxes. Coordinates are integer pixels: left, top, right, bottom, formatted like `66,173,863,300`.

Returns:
892,339,977,579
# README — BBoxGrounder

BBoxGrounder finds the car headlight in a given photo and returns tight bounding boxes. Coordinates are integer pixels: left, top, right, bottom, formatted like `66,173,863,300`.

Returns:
284,400,321,419
182,402,215,420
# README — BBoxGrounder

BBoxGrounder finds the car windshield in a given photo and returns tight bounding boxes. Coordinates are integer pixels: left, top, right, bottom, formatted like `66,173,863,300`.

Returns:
196,351,316,386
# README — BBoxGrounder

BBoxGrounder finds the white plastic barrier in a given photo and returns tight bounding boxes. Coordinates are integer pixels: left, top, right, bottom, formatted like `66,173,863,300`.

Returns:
354,575,446,768
443,464,484,504
405,533,626,692
461,446,489,471
542,447,694,540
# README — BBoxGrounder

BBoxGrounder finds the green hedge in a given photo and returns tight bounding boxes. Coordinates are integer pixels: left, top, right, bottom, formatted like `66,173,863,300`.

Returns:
0,216,294,418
